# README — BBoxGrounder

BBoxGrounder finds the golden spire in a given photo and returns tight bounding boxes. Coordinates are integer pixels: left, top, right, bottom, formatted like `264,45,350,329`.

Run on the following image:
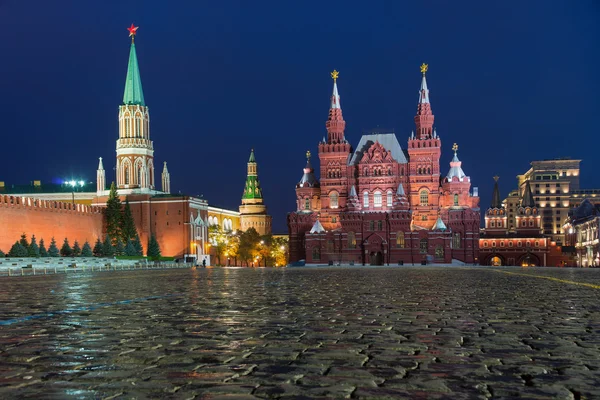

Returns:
331,70,339,81
493,175,499,182
420,63,428,75
452,143,458,153
306,150,311,160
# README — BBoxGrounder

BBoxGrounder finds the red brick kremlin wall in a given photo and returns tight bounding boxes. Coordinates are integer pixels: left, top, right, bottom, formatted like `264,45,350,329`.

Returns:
0,195,104,252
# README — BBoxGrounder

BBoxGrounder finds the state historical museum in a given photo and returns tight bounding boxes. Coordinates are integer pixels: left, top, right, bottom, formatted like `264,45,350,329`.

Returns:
287,65,480,265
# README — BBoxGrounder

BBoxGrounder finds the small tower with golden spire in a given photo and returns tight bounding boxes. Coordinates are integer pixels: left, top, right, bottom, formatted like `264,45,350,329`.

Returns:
295,150,321,213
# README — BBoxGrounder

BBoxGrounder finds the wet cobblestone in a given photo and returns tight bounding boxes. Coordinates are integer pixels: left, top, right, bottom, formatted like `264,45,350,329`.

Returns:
0,266,599,398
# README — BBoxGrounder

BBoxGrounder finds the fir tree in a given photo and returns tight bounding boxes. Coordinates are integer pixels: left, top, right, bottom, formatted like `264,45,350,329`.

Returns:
124,239,137,256
60,238,73,257
105,182,122,245
72,240,81,257
48,237,60,257
0,249,4,258
93,238,104,257
28,234,40,257
9,241,28,257
103,235,115,257
133,234,144,256
115,238,125,256
81,241,93,257
39,239,48,257
19,233,29,249
121,198,137,243
147,235,161,260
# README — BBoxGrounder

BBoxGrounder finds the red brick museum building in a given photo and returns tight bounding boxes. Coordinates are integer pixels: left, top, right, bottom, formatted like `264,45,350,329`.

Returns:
287,66,481,265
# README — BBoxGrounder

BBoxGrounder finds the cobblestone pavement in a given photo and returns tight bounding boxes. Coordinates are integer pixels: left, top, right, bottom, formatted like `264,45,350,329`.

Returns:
1,267,599,399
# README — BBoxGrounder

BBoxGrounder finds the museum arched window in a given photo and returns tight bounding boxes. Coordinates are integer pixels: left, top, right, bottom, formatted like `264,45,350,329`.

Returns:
396,231,405,248
452,232,461,249
454,194,459,206
387,190,393,207
363,192,369,208
420,190,429,206
348,231,356,249
420,238,428,253
369,220,375,231
329,192,339,209
304,198,310,210
374,191,382,207
435,245,444,258
377,221,382,231
312,247,320,260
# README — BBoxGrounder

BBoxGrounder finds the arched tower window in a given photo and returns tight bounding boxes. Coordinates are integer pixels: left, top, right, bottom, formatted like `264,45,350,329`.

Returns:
454,194,459,206
363,192,369,208
304,198,310,210
420,190,429,206
420,238,428,253
124,163,130,185
329,192,339,209
374,191,382,207
347,231,356,249
396,232,405,248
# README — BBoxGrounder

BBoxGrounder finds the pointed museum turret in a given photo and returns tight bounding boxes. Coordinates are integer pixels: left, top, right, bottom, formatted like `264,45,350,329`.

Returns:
239,149,272,235
296,151,321,213
325,70,346,144
485,176,507,232
115,25,156,193
414,63,435,139
516,181,540,235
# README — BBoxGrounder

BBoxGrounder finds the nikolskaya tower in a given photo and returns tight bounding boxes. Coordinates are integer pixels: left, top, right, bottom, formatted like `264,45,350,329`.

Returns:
97,24,170,195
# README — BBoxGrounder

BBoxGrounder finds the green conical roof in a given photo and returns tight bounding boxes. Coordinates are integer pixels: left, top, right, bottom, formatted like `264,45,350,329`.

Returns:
123,43,145,106
242,149,262,200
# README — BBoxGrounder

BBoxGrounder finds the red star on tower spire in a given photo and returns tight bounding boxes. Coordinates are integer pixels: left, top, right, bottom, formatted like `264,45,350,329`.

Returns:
127,24,139,42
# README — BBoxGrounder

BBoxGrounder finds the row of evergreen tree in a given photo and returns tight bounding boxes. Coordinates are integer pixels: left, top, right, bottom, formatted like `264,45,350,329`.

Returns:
0,233,147,258
0,183,162,260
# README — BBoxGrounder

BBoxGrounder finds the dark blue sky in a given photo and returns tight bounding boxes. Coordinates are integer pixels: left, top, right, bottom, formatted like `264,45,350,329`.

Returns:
0,1,598,232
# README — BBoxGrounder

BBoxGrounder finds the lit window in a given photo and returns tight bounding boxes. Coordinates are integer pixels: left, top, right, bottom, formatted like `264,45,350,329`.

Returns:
396,232,405,248
387,191,393,207
363,192,369,208
452,232,461,249
374,191,382,207
348,232,356,249
312,247,320,260
329,192,339,208
454,194,459,206
305,198,310,210
420,238,428,253
420,190,429,206
483,241,488,248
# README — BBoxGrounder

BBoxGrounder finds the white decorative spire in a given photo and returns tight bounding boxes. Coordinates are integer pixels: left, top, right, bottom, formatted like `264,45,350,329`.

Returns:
161,161,171,194
410,130,415,139
330,70,341,109
310,219,326,234
396,183,406,196
433,128,437,138
350,185,357,197
419,72,430,104
446,143,467,182
96,157,106,194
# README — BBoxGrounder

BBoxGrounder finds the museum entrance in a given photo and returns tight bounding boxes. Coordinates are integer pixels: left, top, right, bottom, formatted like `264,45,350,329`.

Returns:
370,251,383,266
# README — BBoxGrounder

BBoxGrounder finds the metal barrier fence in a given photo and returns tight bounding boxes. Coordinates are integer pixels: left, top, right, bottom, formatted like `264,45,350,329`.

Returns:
0,262,193,277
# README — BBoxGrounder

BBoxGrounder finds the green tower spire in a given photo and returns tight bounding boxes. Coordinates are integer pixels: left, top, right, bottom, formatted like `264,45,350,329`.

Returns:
242,149,263,200
123,42,145,106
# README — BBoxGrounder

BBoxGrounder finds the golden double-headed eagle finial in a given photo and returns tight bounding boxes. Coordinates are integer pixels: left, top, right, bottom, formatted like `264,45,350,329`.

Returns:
452,143,458,152
331,70,339,81
420,63,428,74
493,175,500,182
306,150,311,160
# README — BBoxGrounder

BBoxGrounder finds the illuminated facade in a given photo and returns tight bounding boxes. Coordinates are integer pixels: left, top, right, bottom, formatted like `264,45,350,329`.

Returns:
480,177,552,266
287,66,480,265
564,199,600,267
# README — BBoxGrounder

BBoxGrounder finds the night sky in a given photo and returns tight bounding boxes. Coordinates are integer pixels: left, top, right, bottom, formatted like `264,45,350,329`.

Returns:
0,1,598,233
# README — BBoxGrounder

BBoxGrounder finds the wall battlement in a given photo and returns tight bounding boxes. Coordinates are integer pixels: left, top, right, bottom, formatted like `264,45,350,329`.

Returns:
0,195,102,214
